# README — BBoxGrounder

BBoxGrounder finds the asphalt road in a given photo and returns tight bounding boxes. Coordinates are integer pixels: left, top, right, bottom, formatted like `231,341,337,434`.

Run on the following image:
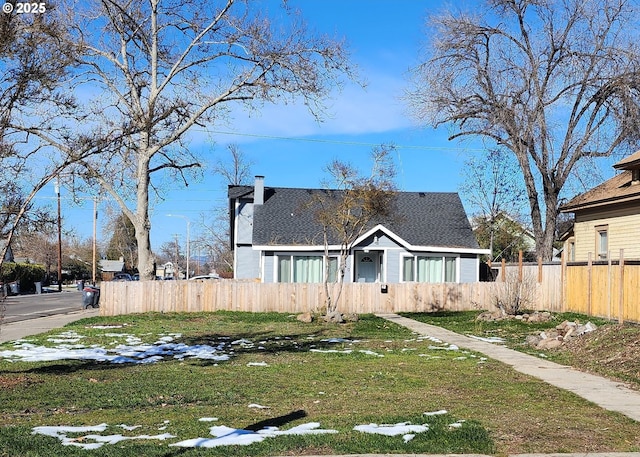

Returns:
1,289,86,324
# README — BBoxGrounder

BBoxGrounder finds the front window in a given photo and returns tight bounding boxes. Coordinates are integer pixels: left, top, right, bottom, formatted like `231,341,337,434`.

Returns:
277,255,337,283
402,255,457,283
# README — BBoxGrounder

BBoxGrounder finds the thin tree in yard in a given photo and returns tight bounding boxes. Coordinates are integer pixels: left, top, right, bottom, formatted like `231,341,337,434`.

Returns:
29,0,355,280
408,0,640,261
311,146,397,321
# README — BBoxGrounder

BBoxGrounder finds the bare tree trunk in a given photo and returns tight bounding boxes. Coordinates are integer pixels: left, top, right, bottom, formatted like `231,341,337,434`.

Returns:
135,154,155,280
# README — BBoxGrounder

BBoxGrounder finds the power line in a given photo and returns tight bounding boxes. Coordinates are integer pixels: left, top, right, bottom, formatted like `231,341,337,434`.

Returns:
201,129,485,152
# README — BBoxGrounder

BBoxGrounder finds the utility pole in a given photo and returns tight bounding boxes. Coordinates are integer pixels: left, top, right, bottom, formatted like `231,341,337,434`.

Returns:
92,197,97,285
167,214,190,279
55,176,62,292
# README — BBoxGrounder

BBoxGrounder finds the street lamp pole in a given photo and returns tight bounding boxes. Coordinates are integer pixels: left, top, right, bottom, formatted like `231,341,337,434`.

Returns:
166,214,190,279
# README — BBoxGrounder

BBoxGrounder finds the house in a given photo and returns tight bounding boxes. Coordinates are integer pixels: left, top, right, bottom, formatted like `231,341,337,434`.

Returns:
228,176,489,283
560,151,640,262
98,258,125,281
1,239,14,263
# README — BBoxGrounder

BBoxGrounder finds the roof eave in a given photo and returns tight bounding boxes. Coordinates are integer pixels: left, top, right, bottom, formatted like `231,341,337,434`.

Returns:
560,192,640,213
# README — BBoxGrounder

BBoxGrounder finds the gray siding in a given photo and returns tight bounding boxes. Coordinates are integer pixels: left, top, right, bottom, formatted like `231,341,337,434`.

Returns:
236,201,254,245
263,253,275,283
235,246,261,280
459,255,478,283
384,249,403,283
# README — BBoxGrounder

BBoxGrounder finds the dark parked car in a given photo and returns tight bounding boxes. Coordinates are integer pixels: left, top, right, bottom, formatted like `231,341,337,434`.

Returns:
112,273,133,281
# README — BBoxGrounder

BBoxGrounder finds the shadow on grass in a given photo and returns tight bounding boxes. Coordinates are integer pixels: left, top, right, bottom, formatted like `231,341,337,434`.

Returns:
244,409,307,431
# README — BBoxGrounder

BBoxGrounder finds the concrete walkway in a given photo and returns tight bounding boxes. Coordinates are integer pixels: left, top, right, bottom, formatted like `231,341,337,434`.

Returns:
377,313,640,423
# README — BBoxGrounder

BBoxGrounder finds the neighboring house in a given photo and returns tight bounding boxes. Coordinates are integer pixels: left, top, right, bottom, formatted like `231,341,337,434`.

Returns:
228,176,489,284
156,261,176,279
99,258,125,281
560,151,640,262
1,239,14,262
471,212,536,262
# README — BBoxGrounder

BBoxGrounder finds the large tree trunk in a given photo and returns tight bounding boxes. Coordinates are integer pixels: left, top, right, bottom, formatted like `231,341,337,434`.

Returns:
135,154,155,280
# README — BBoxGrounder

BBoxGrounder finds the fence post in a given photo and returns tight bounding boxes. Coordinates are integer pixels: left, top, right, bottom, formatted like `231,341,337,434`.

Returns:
501,259,506,282
537,256,543,283
607,251,612,320
561,250,566,313
619,249,625,325
518,250,523,282
587,252,592,317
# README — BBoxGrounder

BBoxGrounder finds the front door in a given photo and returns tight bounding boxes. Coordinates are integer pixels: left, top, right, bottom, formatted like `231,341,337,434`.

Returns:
356,251,379,283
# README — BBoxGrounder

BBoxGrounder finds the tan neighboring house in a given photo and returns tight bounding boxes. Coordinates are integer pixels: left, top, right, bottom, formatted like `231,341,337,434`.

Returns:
560,151,640,262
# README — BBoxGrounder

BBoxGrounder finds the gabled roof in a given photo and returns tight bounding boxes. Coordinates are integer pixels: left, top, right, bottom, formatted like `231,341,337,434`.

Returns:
560,170,640,212
613,150,640,170
230,185,480,249
99,259,125,273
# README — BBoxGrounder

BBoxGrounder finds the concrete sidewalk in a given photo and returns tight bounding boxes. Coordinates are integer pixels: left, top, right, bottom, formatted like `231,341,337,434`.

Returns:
0,308,100,343
377,313,640,423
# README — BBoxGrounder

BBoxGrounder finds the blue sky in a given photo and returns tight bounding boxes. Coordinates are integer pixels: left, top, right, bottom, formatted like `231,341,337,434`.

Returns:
45,1,504,251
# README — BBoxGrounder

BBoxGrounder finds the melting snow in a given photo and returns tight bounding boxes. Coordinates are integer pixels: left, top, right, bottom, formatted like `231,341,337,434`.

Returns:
30,411,467,450
170,422,338,448
353,422,429,442
248,403,270,409
423,409,448,416
31,424,175,450
467,335,506,344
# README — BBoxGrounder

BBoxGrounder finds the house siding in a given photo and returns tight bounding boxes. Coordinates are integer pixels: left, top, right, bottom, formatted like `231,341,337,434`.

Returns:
236,245,261,280
573,204,640,261
235,201,254,245
460,255,479,283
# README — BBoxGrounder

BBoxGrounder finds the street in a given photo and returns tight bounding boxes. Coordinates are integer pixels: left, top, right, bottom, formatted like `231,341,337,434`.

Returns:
1,290,86,324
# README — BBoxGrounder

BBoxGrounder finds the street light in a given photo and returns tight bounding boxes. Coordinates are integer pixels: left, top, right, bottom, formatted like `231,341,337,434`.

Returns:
166,214,190,279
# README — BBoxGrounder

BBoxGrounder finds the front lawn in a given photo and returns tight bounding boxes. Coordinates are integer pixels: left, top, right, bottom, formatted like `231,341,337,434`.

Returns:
1,311,638,456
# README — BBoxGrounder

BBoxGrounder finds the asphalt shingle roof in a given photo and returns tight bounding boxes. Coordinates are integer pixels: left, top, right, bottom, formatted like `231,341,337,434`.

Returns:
230,186,480,249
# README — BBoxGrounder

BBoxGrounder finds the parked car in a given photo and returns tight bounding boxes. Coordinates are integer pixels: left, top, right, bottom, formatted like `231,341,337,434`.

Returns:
189,274,220,280
112,273,133,281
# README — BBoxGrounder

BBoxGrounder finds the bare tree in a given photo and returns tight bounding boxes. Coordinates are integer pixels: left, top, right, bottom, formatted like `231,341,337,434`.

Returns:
310,145,397,320
408,0,640,260
460,148,526,260
37,0,354,280
212,144,254,187
0,8,85,271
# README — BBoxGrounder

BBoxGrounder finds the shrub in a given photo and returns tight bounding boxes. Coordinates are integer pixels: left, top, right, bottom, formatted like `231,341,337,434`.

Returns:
493,270,537,315
1,262,46,293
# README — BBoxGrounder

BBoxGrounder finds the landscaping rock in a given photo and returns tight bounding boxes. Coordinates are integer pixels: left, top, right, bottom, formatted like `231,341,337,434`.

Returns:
343,313,359,322
323,311,344,324
536,338,563,350
297,312,314,323
528,319,598,350
476,310,553,323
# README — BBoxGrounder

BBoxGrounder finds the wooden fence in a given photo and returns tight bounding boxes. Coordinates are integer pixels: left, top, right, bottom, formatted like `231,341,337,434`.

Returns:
100,272,564,316
564,253,640,323
98,253,640,321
